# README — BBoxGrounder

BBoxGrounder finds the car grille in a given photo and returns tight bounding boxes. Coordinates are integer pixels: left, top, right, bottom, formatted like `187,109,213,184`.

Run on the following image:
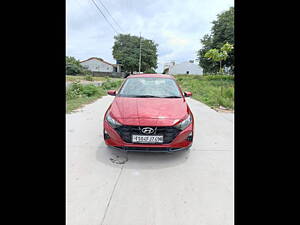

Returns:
114,126,181,144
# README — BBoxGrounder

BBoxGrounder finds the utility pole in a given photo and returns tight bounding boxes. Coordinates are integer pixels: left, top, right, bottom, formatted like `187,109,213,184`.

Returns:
138,32,142,74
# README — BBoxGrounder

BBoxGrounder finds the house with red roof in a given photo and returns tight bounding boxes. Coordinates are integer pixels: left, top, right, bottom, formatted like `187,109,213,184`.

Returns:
80,57,121,73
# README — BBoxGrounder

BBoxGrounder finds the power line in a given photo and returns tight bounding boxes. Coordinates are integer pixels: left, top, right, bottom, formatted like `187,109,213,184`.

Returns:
95,0,124,32
90,0,119,34
74,0,101,27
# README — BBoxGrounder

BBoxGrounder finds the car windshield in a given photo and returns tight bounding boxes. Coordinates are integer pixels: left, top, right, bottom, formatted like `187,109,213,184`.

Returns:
118,77,182,98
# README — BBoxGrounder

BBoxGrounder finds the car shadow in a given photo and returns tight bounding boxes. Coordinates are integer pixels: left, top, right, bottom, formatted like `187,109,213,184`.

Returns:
95,143,190,170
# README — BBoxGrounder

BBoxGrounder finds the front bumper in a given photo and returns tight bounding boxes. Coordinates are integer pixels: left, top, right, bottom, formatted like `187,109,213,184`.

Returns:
103,120,193,152
108,145,191,152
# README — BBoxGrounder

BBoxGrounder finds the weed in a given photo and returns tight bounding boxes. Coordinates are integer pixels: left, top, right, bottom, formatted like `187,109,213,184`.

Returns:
85,75,94,81
66,78,123,113
66,81,84,100
174,74,234,110
82,85,99,97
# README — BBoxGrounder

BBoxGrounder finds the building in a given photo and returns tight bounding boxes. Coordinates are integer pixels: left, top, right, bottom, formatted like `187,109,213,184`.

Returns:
80,57,121,73
163,61,175,71
163,60,203,75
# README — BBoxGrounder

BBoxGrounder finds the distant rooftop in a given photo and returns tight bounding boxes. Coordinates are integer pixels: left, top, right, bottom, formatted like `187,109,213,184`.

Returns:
80,57,121,67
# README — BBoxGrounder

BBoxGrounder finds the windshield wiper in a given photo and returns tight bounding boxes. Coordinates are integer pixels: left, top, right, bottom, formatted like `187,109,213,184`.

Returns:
129,95,163,98
122,95,181,98
163,96,182,98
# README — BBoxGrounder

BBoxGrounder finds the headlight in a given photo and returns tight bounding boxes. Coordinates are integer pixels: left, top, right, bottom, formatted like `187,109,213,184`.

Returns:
175,114,192,130
106,112,122,128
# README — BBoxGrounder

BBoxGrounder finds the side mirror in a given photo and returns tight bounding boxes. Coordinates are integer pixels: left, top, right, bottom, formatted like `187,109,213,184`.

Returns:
184,91,192,97
107,90,116,96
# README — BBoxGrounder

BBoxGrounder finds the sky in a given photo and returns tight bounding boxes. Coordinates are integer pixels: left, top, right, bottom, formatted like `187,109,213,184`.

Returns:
66,0,234,73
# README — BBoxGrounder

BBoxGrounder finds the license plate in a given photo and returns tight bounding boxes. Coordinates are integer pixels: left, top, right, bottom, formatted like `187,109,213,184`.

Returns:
132,135,163,143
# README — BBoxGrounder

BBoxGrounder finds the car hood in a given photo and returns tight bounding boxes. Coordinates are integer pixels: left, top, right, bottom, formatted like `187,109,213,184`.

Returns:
109,97,189,126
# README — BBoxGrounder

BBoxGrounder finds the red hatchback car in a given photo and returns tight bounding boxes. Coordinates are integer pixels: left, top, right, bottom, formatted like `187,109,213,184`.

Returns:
103,74,194,152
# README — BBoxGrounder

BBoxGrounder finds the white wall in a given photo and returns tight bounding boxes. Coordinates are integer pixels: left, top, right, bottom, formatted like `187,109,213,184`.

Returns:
80,59,114,72
168,62,203,75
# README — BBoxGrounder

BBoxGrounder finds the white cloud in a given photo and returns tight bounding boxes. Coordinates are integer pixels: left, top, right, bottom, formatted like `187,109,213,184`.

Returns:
67,0,234,72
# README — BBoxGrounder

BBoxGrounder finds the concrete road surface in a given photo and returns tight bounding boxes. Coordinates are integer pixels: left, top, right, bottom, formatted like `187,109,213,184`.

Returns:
66,96,234,225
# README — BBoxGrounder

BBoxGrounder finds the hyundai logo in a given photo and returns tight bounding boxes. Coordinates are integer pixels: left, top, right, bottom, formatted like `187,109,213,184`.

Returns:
141,127,155,134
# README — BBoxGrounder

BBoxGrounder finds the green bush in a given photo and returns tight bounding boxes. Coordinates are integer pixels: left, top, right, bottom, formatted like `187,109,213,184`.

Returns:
85,75,93,81
224,87,234,99
66,81,101,99
82,85,99,97
66,64,82,75
66,81,84,100
66,78,124,113
66,89,78,100
67,79,123,101
83,69,92,76
102,79,123,90
66,56,85,75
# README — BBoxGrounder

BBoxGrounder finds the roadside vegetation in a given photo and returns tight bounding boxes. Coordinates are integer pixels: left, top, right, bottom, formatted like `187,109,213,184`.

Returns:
66,75,108,82
175,74,234,110
66,77,123,113
66,56,91,76
197,7,234,74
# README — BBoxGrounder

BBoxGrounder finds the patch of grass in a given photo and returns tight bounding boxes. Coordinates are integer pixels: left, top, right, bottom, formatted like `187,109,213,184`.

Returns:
66,79,123,113
84,75,93,81
66,75,107,82
101,76,123,90
174,74,234,110
66,94,104,113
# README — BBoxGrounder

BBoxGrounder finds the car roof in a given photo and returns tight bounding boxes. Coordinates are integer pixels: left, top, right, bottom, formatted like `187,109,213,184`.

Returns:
126,74,174,79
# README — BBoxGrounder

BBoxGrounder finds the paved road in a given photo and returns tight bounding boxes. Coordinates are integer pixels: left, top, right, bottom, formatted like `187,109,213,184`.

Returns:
218,112,234,123
66,96,234,225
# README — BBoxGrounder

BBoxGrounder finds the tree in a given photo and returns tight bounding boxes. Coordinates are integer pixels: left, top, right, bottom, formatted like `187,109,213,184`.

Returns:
112,34,158,74
66,56,90,76
66,56,85,75
198,34,219,73
197,7,234,74
204,43,234,73
144,68,156,74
